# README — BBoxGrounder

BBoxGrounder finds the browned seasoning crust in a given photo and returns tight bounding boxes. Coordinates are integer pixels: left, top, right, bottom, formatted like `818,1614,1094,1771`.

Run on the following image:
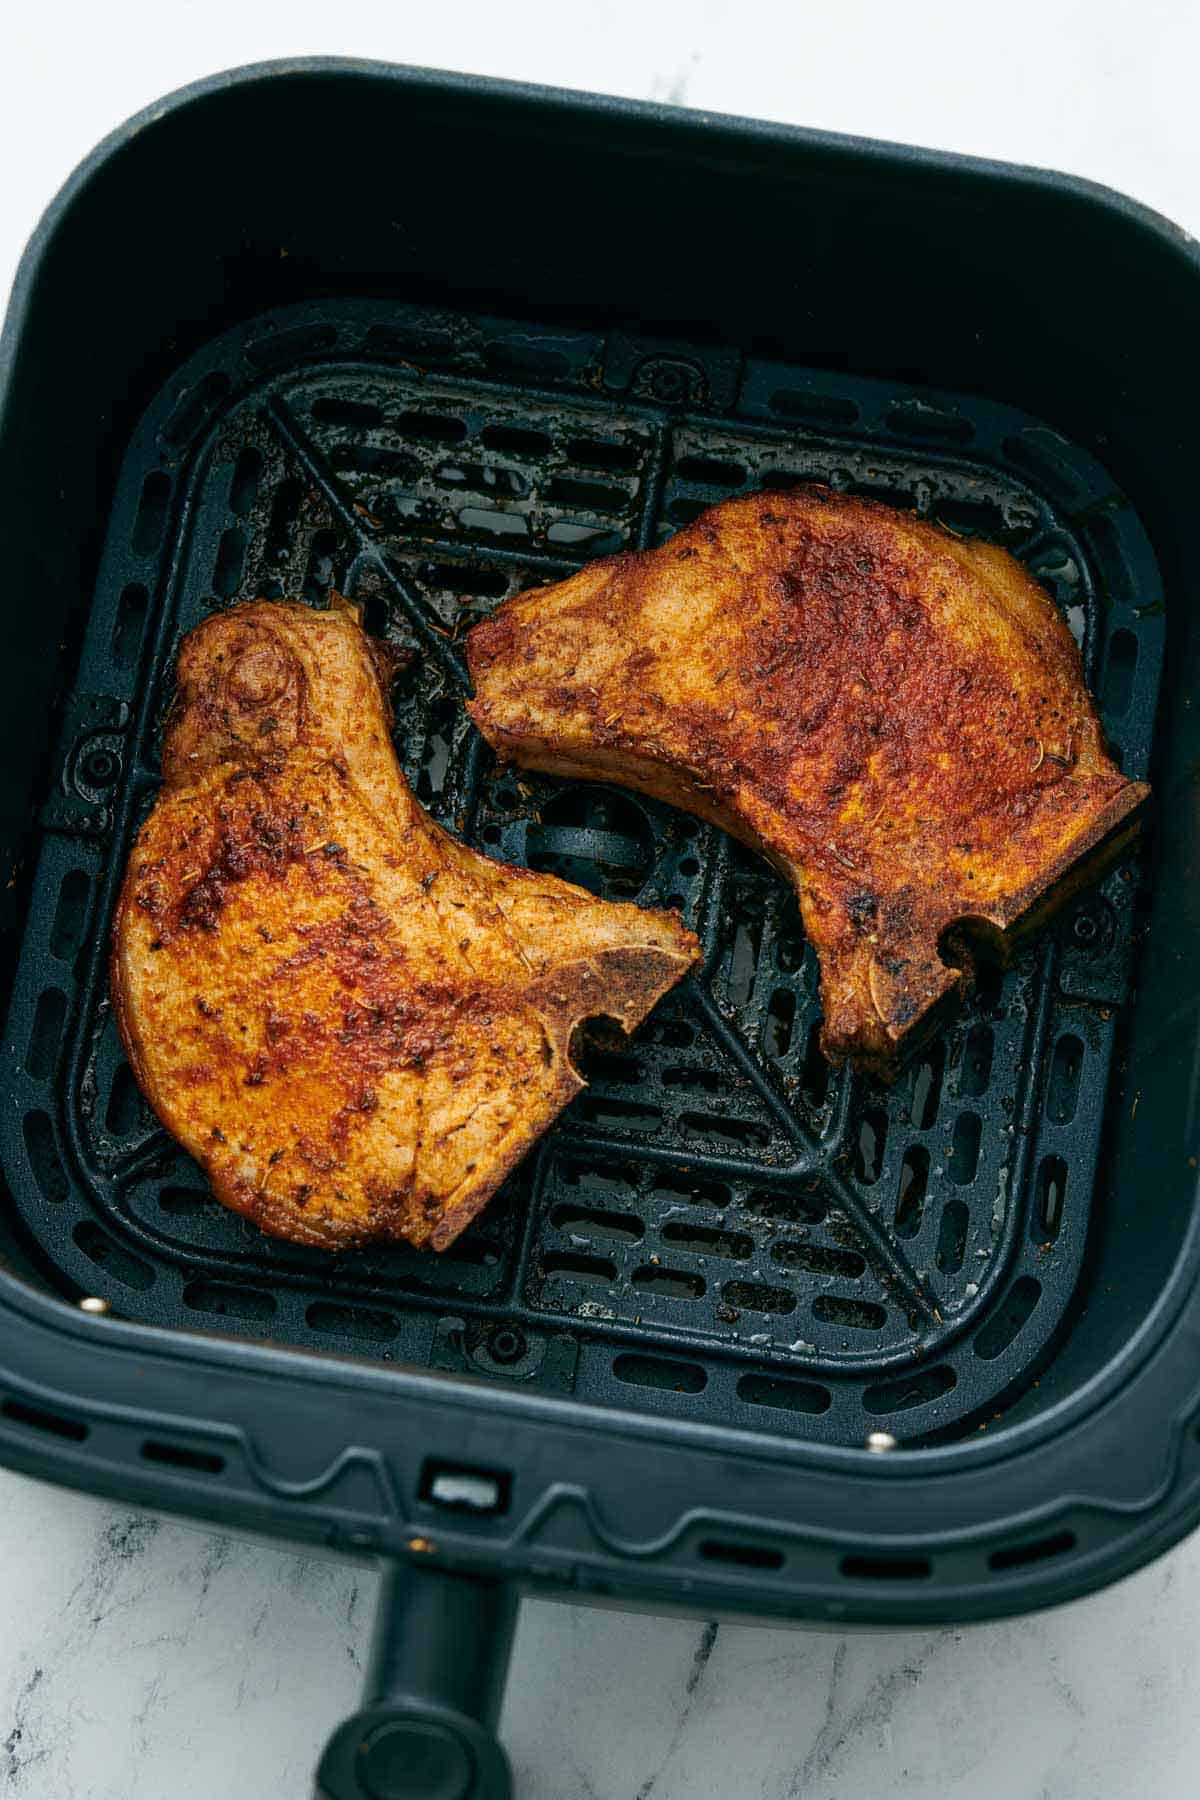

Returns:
467,488,1148,1075
111,600,698,1251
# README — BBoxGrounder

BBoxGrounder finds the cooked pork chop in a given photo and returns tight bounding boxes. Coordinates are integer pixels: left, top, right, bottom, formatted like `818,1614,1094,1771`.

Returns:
468,489,1147,1075
112,601,697,1250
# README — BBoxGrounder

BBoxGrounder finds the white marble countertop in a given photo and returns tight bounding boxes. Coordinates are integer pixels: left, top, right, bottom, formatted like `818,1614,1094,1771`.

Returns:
4,4,1200,1795
2,1468,1197,1799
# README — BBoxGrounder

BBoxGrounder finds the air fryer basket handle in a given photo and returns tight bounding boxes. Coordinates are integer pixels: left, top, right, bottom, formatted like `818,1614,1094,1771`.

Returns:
315,1562,517,1800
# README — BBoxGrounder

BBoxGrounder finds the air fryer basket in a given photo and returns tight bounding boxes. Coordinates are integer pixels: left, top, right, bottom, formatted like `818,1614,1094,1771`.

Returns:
2,60,1200,1800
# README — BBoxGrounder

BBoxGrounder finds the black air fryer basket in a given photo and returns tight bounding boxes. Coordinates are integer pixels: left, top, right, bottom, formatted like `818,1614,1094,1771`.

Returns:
1,59,1198,1800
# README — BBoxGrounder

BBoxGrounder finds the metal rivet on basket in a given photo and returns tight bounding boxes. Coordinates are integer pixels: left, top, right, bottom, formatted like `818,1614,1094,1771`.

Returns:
865,1431,897,1453
78,1296,110,1316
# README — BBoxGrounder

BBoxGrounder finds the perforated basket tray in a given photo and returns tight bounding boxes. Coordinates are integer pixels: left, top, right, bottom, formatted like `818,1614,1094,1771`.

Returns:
0,293,1162,1447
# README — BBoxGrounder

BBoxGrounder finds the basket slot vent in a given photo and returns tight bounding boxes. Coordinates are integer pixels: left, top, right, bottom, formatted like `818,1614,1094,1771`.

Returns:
613,1353,706,1394
652,1174,732,1210
841,1554,931,1580
183,1280,276,1322
26,989,66,1082
163,372,231,446
543,1253,617,1287
1046,1035,1084,1125
800,1024,830,1110
910,1046,944,1129
662,1066,729,1096
2,1398,88,1443
565,436,641,471
770,388,859,424
73,1222,154,1291
264,477,304,569
306,1303,398,1342
726,1281,795,1316
132,472,170,556
812,1294,886,1331
112,584,149,669
854,1108,888,1184
863,1365,956,1414
936,1199,969,1274
546,475,626,513
393,410,467,445
632,1265,705,1299
105,1062,151,1138
484,341,569,379
562,1159,640,1194
676,455,746,488
212,527,245,599
662,1223,753,1260
766,988,796,1056
1103,628,1138,718
550,1204,644,1244
23,1111,68,1204
988,1530,1076,1572
699,1538,784,1570
886,400,972,444
312,395,383,427
481,423,552,457
737,1374,832,1416
244,323,336,366
894,1147,929,1240
228,447,262,517
157,1186,211,1217
681,1113,770,1148
948,1114,982,1185
959,1025,995,1099
1037,1157,1067,1241
141,1439,226,1475
745,1186,827,1227
576,1097,661,1133
771,1241,865,1280
975,1276,1042,1361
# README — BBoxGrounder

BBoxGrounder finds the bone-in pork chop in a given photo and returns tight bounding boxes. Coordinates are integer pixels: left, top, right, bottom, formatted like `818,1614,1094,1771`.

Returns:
112,601,697,1250
467,489,1147,1075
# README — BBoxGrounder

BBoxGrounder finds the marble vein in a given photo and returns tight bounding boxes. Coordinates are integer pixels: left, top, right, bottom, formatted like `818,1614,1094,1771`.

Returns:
634,1623,720,1800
